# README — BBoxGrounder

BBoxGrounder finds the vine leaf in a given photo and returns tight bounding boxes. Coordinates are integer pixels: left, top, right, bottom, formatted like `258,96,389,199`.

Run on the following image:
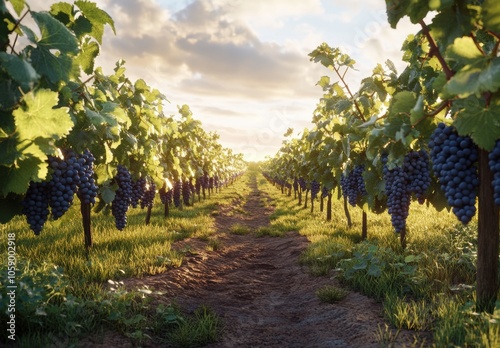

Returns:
0,52,39,91
443,58,500,98
75,0,116,44
31,11,79,54
13,89,73,141
482,0,500,33
453,101,500,151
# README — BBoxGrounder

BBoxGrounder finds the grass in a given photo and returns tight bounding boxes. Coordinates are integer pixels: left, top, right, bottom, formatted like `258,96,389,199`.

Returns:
315,285,348,303
0,174,251,345
258,174,500,347
3,169,500,347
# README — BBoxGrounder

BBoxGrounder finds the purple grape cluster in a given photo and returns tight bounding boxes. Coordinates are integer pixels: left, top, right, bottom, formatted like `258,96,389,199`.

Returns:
429,123,478,224
293,178,299,192
173,180,182,207
321,186,330,198
340,165,367,206
488,140,500,206
298,177,307,191
382,157,410,233
195,177,202,195
130,178,146,208
21,182,50,235
111,165,133,230
140,181,156,209
404,150,431,204
47,152,79,220
159,185,173,205
182,179,191,206
310,180,321,200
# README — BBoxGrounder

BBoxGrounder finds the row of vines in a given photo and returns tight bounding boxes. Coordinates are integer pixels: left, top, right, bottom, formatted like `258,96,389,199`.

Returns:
0,1,245,247
263,1,500,313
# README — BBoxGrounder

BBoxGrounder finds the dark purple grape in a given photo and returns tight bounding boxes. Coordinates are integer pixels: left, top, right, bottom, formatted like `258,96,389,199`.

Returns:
340,165,367,206
111,165,133,230
47,152,79,220
22,181,50,235
76,149,98,205
131,178,146,208
173,180,182,208
140,180,156,209
404,150,430,204
310,180,321,200
382,157,410,233
429,123,478,224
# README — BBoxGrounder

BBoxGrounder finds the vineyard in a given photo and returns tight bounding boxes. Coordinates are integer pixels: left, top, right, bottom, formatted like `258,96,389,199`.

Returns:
1,0,500,347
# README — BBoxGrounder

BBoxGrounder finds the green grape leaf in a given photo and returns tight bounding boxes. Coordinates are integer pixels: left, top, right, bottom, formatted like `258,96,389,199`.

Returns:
447,37,484,65
0,157,45,195
9,0,25,16
50,2,75,26
75,0,116,44
483,0,500,33
0,52,39,91
85,107,117,127
29,46,78,84
317,76,330,91
13,89,73,141
102,102,130,128
31,11,79,54
443,58,500,98
77,40,100,74
388,91,416,118
386,0,429,28
453,101,500,151
100,185,115,204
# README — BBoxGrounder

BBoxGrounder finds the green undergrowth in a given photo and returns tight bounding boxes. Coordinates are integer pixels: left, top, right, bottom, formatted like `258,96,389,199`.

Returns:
260,173,500,347
0,175,249,345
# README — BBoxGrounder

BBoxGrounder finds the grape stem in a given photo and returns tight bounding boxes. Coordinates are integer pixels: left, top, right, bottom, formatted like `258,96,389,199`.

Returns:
331,65,366,122
419,20,454,80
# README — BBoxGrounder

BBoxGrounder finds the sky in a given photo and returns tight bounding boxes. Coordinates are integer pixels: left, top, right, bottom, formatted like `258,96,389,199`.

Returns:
27,0,421,162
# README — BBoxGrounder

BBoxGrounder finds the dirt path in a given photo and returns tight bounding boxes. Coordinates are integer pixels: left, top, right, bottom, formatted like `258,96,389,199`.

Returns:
123,176,427,347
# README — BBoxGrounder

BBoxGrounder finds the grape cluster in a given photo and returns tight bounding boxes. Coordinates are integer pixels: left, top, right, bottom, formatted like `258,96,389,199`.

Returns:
429,123,478,224
111,165,133,230
182,179,191,206
340,165,367,206
382,157,410,233
195,177,202,195
293,178,299,192
321,186,329,198
173,180,182,207
22,181,50,235
202,172,210,189
159,185,173,205
47,152,79,220
488,140,500,206
404,150,431,204
298,177,307,191
310,180,321,200
131,178,146,208
76,150,98,204
141,181,156,209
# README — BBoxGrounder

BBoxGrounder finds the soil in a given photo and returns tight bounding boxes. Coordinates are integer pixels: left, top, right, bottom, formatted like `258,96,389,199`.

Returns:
88,177,431,348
